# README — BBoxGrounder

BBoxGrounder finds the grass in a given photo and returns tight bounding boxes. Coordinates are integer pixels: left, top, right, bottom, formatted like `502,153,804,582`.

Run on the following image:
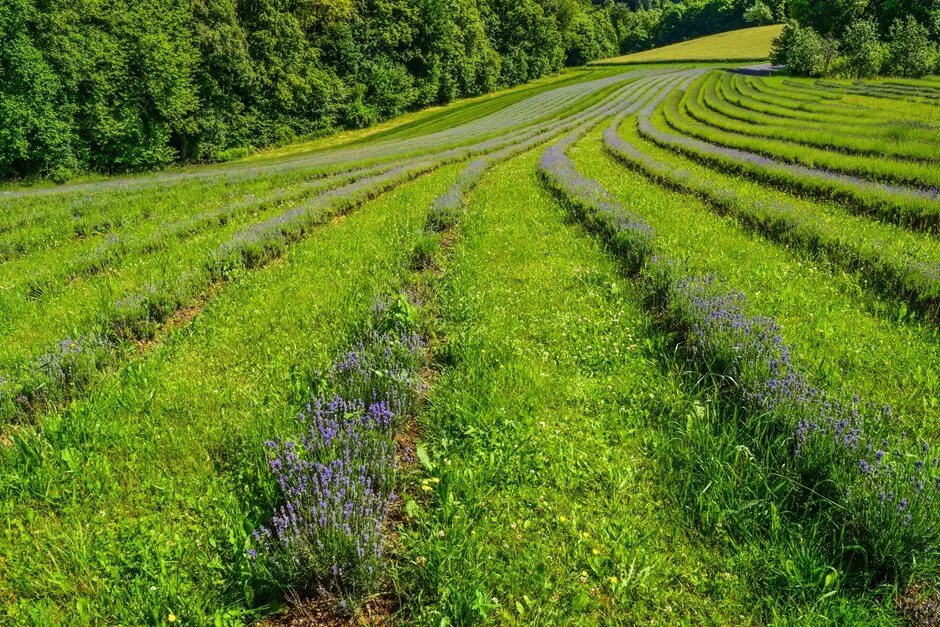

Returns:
2,50,940,624
396,149,760,623
0,162,463,624
591,25,784,65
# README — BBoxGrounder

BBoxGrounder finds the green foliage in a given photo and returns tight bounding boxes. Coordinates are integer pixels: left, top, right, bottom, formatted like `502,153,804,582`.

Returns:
744,1,774,25
771,20,825,75
885,15,938,78
842,19,884,78
2,0,630,179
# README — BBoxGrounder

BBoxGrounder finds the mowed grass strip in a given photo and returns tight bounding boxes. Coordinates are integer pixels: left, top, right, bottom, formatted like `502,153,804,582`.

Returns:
572,124,940,436
394,149,759,623
591,25,783,64
0,164,462,624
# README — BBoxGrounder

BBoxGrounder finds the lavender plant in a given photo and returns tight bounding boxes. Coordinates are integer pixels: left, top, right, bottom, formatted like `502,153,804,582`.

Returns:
252,396,397,608
251,293,429,611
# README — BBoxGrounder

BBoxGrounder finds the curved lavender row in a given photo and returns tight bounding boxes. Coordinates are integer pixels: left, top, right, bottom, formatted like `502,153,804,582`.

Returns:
687,74,940,167
4,160,406,293
0,69,664,203
811,79,940,103
0,78,589,223
0,156,406,249
536,73,699,273
705,73,940,146
542,91,940,581
662,87,940,200
883,81,940,96
15,81,648,322
717,73,885,126
639,88,940,233
427,74,680,230
603,121,940,321
746,75,847,103
665,272,938,580
733,74,869,116
0,73,660,422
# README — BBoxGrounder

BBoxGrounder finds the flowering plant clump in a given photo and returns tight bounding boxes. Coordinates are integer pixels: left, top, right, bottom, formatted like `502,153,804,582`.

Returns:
1,334,113,419
328,331,426,422
251,294,428,610
664,272,940,578
252,396,396,606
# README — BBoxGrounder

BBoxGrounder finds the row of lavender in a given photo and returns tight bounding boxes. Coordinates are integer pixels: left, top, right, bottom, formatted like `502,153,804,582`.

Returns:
646,83,940,234
0,68,645,210
0,159,437,422
539,79,940,582
250,299,427,609
605,101,940,322
1,159,401,267
0,73,650,421
425,74,682,235
683,74,940,186
240,76,689,609
803,79,940,103
0,79,599,259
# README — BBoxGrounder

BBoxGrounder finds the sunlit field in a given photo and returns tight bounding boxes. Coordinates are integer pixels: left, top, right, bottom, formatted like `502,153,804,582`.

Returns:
592,25,784,64
2,63,940,624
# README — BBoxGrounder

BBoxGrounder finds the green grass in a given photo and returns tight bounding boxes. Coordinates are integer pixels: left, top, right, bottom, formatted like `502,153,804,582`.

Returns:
574,121,940,436
2,54,940,624
591,25,784,64
0,163,463,624
397,149,759,623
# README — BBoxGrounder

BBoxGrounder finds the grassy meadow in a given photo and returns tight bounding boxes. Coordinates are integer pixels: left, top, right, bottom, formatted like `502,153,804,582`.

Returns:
591,25,784,64
2,58,940,625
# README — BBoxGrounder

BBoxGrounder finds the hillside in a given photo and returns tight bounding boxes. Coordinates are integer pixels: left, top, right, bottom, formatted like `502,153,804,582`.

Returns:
2,60,940,624
592,24,784,64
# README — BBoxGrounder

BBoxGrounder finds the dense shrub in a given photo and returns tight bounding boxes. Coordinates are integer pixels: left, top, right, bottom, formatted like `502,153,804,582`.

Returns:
885,15,937,78
771,21,825,75
743,1,774,26
842,19,884,78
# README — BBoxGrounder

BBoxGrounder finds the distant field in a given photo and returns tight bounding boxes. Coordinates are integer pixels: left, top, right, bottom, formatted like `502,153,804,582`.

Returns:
591,24,784,64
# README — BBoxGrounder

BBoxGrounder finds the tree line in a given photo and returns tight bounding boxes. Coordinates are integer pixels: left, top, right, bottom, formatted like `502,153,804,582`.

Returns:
770,0,940,76
1,0,759,180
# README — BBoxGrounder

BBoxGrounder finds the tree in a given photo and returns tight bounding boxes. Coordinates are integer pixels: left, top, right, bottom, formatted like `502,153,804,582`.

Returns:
885,15,936,77
771,20,824,74
744,1,774,25
842,18,883,77
788,0,869,37
820,35,840,73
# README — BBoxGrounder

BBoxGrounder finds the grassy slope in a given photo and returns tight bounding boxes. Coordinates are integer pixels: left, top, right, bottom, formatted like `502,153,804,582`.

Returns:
575,121,940,434
0,164,462,623
395,149,758,623
593,25,784,64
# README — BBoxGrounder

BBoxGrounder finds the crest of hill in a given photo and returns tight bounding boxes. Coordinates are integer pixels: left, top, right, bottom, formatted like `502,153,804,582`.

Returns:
590,24,784,65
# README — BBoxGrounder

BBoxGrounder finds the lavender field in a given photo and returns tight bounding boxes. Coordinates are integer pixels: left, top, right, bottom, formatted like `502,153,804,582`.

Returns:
2,66,940,624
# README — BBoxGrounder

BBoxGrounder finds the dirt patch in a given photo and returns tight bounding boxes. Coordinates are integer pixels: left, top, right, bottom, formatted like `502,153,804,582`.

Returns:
133,281,225,352
259,595,395,626
897,584,940,626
